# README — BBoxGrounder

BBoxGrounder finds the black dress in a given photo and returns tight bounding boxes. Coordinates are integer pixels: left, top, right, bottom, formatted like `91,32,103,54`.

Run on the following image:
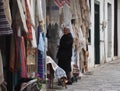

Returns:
57,33,73,74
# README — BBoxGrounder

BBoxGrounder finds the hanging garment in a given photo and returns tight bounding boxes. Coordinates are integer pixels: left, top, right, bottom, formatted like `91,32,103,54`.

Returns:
46,23,59,62
10,34,15,72
76,0,82,26
47,23,59,43
38,27,44,52
3,0,12,26
0,50,4,85
10,23,20,72
0,0,12,36
36,0,45,33
54,0,70,7
63,4,72,24
65,0,70,6
41,0,46,25
37,26,45,79
36,0,44,22
26,0,37,48
20,36,27,78
54,0,65,7
38,50,45,79
25,0,33,40
16,0,28,33
26,41,36,78
79,0,91,29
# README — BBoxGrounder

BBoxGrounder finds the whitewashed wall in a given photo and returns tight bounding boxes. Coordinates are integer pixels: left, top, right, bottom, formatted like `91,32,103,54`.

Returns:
88,0,114,68
117,0,120,57
104,0,114,62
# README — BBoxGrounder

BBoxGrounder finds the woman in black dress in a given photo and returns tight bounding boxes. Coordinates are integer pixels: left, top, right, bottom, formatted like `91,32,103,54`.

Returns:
57,27,73,84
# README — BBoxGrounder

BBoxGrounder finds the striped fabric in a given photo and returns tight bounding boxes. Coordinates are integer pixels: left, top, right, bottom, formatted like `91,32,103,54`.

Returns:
0,0,12,36
54,0,70,7
37,27,45,79
65,0,70,6
54,0,65,7
38,50,45,79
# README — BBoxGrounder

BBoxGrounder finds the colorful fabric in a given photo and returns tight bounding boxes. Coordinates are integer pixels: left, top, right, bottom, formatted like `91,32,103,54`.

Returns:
15,26,20,72
38,50,45,79
25,0,32,40
21,36,27,78
0,0,12,36
54,0,70,7
10,23,20,72
26,0,37,48
26,41,36,78
37,26,45,79
38,27,44,52
3,0,12,26
54,0,65,7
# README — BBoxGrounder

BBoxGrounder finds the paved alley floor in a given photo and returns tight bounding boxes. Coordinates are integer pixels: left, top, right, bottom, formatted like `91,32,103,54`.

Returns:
47,59,120,91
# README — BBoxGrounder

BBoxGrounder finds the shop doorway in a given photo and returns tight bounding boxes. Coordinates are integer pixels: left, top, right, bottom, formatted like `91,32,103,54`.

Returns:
94,1,100,64
107,3,112,57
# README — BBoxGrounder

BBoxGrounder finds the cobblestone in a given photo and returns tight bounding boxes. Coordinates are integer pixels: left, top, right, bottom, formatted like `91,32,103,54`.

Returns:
47,59,120,91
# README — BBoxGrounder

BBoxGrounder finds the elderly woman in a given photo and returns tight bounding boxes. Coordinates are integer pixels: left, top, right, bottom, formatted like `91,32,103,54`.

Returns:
57,27,73,85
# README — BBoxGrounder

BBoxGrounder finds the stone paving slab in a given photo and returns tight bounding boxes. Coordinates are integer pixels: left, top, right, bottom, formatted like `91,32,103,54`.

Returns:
47,59,120,91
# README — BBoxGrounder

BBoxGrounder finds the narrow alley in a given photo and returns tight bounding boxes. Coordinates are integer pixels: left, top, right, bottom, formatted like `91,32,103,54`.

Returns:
0,0,120,91
47,59,120,91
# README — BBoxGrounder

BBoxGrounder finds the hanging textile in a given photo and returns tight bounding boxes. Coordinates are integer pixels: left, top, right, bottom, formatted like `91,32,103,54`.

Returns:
20,36,27,78
0,50,4,85
26,41,36,78
36,0,44,23
10,34,15,72
63,4,72,25
47,0,59,24
3,0,12,26
0,0,12,36
38,27,44,52
46,23,59,62
36,0,45,33
16,0,28,33
37,26,45,79
38,50,45,79
41,0,46,28
25,0,33,40
54,0,70,7
76,0,82,26
26,0,37,48
54,0,65,7
12,23,20,73
79,0,91,29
